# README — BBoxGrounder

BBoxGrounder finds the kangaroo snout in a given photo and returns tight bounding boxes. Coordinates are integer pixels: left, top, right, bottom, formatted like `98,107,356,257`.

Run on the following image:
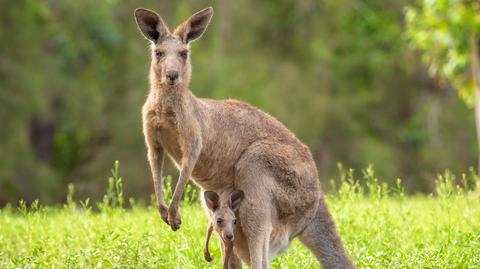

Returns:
225,233,234,241
166,71,179,85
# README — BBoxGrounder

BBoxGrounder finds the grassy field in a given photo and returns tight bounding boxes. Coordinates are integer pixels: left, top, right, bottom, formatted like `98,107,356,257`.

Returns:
1,168,480,268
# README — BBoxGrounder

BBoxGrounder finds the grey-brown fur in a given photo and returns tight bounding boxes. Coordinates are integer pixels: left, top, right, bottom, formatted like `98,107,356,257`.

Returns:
203,190,244,269
134,6,354,269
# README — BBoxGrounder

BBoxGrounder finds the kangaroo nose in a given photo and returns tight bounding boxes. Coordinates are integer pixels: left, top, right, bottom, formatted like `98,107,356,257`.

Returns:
225,234,234,241
166,72,178,84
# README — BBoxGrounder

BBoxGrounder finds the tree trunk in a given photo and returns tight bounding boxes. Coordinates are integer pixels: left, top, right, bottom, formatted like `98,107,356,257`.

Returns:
471,36,480,174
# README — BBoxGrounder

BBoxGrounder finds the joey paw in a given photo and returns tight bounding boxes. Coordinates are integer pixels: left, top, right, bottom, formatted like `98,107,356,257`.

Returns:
204,252,213,262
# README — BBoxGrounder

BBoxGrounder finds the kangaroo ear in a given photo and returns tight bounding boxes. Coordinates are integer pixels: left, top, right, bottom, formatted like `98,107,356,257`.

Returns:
229,190,244,212
204,191,220,212
174,7,213,44
134,8,168,43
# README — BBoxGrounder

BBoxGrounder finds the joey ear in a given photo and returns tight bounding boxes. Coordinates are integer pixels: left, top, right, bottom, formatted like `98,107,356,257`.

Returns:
134,8,168,43
174,7,213,44
204,191,220,212
229,190,244,212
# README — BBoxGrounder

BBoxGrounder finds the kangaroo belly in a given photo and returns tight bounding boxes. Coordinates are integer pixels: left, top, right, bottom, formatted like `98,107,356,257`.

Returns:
269,237,290,261
231,223,294,264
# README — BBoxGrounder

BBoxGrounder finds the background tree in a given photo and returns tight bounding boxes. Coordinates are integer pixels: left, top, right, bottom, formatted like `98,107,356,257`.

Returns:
406,0,480,170
0,0,476,204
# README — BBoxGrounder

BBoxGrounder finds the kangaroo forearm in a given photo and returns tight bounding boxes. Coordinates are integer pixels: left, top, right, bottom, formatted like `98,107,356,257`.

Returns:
205,222,213,247
170,141,201,208
148,147,166,206
204,222,213,260
170,161,195,207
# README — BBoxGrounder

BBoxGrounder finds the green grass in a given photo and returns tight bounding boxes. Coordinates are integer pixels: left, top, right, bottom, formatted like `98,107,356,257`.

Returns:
1,166,480,268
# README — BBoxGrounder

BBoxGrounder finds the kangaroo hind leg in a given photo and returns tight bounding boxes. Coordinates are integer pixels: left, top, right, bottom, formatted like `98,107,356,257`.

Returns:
298,198,355,269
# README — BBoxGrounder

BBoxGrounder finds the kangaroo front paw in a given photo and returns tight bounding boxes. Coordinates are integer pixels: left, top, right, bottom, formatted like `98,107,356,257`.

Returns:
158,204,169,225
168,207,182,231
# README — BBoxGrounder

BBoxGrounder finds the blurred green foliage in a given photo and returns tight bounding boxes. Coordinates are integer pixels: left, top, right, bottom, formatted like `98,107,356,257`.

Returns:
0,0,477,204
406,0,480,105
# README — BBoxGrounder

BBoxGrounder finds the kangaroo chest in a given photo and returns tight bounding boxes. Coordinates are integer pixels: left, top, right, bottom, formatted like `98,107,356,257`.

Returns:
145,96,236,189
158,126,182,166
148,104,184,165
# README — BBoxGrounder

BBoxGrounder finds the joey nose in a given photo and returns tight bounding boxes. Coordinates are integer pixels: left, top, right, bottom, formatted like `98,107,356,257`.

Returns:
166,71,179,84
225,234,234,241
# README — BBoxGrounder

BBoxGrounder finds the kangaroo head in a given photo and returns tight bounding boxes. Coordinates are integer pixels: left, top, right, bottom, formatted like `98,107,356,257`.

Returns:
134,7,213,88
204,190,244,242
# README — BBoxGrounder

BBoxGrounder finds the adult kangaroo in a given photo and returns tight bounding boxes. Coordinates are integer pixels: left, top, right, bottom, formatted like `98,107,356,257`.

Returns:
134,7,354,269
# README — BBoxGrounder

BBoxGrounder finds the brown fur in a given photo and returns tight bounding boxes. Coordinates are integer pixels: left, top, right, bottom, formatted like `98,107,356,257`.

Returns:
134,7,354,269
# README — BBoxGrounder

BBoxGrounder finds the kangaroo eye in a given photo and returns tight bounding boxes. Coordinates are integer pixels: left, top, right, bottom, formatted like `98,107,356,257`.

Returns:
216,218,223,224
155,51,164,58
233,219,237,225
179,50,188,59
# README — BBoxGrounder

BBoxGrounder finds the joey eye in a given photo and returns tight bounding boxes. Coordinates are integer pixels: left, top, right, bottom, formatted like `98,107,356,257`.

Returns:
216,218,223,224
233,219,237,225
179,50,188,59
155,51,164,59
